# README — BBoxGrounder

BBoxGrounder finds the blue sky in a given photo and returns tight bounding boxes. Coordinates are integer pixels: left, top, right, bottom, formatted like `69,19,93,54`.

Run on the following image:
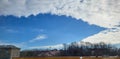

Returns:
0,0,120,49
0,14,105,49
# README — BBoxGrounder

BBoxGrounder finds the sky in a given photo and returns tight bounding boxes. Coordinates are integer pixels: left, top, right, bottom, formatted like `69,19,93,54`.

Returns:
0,14,105,49
0,0,120,49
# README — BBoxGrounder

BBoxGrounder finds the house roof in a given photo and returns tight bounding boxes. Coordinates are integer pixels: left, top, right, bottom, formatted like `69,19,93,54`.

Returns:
0,45,20,49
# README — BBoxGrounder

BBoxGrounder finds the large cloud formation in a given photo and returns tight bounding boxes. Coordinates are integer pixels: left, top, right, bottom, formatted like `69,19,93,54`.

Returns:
82,28,120,44
0,0,120,44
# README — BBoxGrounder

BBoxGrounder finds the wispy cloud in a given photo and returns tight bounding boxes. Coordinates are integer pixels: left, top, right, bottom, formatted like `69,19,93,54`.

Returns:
32,28,45,32
5,29,19,33
29,34,47,42
29,44,64,49
0,27,19,33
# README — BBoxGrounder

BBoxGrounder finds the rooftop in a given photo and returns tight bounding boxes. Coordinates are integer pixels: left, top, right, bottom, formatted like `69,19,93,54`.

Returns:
0,45,20,49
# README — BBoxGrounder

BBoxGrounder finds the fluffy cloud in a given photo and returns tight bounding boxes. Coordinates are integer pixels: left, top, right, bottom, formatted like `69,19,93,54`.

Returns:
0,0,120,28
0,0,120,44
82,28,120,44
29,34,47,42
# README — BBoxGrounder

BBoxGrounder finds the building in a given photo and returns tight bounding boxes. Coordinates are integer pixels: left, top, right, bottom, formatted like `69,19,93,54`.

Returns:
0,45,20,59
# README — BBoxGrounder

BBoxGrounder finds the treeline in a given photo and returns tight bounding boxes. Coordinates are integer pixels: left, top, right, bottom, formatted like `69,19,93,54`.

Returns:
20,49,60,57
60,42,120,56
20,42,120,57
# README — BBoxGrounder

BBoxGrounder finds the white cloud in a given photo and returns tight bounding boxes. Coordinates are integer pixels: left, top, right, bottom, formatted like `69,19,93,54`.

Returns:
29,44,63,49
29,34,47,42
0,27,19,33
5,29,19,33
32,28,45,32
0,0,120,28
82,28,120,44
